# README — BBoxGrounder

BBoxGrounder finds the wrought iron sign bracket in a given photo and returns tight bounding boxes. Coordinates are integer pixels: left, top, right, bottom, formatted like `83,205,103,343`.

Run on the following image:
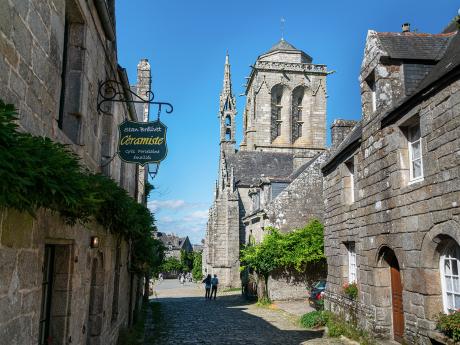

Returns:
97,79,173,118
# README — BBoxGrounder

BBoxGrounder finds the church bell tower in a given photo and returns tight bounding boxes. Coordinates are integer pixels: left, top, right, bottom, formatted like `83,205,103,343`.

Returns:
219,52,236,154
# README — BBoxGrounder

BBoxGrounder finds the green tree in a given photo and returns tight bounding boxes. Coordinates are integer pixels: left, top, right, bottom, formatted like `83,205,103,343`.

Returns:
240,219,326,302
180,249,194,272
160,257,183,273
192,251,203,281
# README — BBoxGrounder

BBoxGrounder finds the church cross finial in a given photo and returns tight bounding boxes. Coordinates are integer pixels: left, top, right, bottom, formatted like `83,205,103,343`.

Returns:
281,17,285,40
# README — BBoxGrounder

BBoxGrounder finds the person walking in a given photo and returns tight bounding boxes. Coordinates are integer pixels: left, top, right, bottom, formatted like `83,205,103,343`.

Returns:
202,274,211,299
210,274,219,300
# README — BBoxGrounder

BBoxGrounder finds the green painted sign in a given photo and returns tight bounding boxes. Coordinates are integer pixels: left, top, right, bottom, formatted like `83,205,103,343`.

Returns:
117,120,167,166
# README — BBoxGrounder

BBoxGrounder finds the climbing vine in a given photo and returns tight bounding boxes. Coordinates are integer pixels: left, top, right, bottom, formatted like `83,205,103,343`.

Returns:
240,219,326,301
0,100,160,273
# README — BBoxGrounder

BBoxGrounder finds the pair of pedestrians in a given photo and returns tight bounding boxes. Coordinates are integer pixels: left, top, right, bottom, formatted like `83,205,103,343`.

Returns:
202,274,218,300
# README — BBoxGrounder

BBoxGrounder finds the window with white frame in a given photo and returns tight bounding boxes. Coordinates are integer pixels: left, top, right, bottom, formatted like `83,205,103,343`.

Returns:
408,124,423,182
348,242,357,283
441,241,460,313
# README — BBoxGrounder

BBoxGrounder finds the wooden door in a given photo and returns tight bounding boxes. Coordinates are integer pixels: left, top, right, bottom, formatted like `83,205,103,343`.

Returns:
390,259,404,342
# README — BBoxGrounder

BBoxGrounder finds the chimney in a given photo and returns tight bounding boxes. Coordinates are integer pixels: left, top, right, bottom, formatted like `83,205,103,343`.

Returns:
331,120,358,150
402,23,410,33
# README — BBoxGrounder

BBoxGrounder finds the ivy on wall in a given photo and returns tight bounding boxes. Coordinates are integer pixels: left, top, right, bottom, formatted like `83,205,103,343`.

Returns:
0,100,161,274
240,219,326,301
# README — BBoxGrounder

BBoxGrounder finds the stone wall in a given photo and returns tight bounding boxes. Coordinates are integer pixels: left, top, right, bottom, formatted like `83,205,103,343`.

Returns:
0,1,144,344
0,208,141,345
323,61,460,343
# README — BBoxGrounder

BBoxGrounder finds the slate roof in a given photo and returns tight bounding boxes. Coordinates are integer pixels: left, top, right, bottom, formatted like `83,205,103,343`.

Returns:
226,151,294,186
267,39,299,52
382,29,460,126
325,28,460,171
157,233,189,250
377,32,455,61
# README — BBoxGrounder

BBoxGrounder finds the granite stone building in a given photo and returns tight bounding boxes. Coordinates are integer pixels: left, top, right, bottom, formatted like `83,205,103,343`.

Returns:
0,1,150,344
322,20,460,343
155,232,193,260
204,41,332,290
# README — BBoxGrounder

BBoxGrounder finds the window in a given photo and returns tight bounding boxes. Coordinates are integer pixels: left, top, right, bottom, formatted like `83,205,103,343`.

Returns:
252,192,260,212
58,2,85,144
292,87,304,142
344,159,355,205
440,241,460,313
408,124,423,182
271,85,284,141
348,242,357,283
366,73,376,113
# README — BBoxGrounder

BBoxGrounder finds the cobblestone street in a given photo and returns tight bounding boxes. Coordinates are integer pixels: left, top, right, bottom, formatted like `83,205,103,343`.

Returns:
145,279,342,345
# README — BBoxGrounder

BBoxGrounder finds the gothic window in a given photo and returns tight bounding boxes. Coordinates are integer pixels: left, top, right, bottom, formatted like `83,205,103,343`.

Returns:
252,192,260,212
271,85,284,142
440,241,460,313
58,1,86,144
225,128,231,141
292,87,304,142
225,115,231,126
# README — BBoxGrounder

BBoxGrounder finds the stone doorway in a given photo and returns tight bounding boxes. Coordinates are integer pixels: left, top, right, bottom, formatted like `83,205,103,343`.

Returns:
379,248,405,343
38,244,73,345
87,253,104,345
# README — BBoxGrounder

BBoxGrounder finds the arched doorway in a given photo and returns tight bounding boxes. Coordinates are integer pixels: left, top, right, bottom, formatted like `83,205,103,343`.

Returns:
380,248,404,343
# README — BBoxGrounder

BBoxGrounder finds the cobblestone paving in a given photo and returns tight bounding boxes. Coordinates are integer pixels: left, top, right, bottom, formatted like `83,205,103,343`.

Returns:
145,279,343,345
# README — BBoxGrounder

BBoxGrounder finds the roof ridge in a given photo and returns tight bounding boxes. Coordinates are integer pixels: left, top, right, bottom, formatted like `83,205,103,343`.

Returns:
377,31,456,37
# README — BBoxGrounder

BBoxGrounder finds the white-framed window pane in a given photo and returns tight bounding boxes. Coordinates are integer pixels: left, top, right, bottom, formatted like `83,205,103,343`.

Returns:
412,159,422,179
441,241,460,313
348,243,356,283
411,141,421,159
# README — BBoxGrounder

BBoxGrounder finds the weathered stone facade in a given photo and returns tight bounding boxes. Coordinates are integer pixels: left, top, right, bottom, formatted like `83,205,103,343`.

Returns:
0,1,148,344
323,23,460,343
204,42,329,291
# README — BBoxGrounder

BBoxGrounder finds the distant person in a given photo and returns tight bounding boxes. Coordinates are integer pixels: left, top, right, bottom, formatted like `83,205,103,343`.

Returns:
181,274,185,285
210,274,219,300
202,274,212,299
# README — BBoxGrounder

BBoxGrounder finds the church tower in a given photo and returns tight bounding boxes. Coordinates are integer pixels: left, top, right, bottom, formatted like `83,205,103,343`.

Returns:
219,53,236,155
240,39,328,164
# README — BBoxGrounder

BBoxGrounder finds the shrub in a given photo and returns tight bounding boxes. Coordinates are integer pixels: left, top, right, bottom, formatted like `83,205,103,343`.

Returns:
343,282,358,300
437,311,460,341
300,311,328,328
325,312,374,345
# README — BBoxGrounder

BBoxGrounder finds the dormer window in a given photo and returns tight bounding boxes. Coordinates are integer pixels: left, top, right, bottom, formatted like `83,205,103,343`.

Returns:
408,123,423,183
366,73,377,113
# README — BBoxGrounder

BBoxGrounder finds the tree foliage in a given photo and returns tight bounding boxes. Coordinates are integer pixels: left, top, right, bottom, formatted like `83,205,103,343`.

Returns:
180,249,194,272
160,257,183,273
0,100,162,274
240,219,326,300
192,251,203,281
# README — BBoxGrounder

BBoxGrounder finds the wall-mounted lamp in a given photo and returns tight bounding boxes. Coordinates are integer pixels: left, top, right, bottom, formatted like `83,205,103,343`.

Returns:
90,236,100,248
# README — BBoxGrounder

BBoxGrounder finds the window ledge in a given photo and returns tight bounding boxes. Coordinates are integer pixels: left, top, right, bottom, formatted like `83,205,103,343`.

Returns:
408,177,424,186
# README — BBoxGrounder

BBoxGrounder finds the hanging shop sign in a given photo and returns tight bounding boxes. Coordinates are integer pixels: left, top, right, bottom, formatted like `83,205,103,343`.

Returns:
117,120,167,166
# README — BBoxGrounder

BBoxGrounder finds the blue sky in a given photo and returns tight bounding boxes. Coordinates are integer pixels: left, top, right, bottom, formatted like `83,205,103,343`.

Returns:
116,0,459,244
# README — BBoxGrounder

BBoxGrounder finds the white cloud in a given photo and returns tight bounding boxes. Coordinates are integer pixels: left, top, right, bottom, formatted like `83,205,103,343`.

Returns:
148,199,185,212
183,210,208,222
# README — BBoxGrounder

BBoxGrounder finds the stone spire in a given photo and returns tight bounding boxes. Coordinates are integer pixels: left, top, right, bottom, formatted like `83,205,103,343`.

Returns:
219,52,236,150
220,52,234,112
